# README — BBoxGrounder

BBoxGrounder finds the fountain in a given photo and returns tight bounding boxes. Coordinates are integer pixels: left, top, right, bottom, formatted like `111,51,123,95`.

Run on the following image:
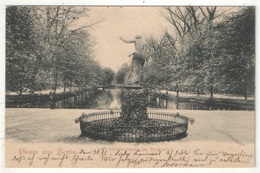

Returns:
74,86,195,142
74,35,194,142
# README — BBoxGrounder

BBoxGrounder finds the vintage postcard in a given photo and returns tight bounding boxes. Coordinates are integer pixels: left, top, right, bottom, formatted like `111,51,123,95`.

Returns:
3,4,256,169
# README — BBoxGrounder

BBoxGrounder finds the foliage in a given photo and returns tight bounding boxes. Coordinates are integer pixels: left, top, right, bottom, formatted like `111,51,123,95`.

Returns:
142,35,179,89
143,7,255,99
215,7,255,98
115,63,129,84
6,6,104,94
6,6,38,94
101,67,115,85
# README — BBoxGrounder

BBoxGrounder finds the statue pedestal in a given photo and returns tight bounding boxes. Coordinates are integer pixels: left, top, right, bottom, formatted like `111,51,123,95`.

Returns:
120,88,148,123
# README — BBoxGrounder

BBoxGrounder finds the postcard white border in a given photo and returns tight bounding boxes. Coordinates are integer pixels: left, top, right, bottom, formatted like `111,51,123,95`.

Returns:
0,1,259,173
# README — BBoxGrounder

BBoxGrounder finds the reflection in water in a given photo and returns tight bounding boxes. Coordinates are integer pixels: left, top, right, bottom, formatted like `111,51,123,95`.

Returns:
148,95,252,110
6,89,252,110
73,89,120,109
108,89,121,109
95,91,113,109
95,89,121,109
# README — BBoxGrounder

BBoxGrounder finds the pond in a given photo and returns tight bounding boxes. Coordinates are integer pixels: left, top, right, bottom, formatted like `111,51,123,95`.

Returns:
6,89,254,110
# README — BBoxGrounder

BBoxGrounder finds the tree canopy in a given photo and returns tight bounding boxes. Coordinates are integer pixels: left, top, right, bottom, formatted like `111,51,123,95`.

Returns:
6,6,107,95
143,7,255,99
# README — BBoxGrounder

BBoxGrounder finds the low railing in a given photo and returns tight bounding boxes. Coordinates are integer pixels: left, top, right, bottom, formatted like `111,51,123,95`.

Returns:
74,111,119,123
75,111,194,142
75,111,193,124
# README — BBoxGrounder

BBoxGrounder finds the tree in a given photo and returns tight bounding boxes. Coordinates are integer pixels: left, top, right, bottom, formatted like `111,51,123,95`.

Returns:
159,7,237,97
30,6,102,92
101,68,115,85
6,6,104,94
215,7,255,99
6,6,38,95
143,35,178,89
116,63,129,84
57,29,96,91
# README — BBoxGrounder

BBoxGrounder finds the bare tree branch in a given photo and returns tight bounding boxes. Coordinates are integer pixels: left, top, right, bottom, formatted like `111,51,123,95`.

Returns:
70,19,104,33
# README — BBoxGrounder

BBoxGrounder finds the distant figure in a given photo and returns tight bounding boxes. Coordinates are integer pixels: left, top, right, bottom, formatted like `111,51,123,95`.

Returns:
119,35,146,85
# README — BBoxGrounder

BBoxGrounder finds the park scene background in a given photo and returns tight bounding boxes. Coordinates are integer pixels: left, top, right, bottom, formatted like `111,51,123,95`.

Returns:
4,6,255,168
5,6,255,109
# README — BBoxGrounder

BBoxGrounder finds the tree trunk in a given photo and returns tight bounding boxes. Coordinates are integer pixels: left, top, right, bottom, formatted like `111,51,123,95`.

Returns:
19,59,26,95
63,81,67,92
30,56,42,90
244,82,248,100
176,83,179,109
54,72,58,92
166,88,168,109
19,80,23,96
176,83,179,98
196,87,200,96
210,85,213,99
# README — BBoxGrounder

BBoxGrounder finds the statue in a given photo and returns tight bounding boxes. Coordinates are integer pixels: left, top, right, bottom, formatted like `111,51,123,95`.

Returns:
119,35,146,85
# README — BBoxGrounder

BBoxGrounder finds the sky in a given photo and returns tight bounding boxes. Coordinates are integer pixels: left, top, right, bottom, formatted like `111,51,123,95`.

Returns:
84,7,169,71
79,6,240,71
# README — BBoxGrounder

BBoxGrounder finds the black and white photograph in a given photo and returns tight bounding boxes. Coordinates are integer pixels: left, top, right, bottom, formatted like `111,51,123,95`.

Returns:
2,4,256,169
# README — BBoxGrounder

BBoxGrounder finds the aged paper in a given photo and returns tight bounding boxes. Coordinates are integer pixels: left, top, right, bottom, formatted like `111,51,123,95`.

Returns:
2,2,257,171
